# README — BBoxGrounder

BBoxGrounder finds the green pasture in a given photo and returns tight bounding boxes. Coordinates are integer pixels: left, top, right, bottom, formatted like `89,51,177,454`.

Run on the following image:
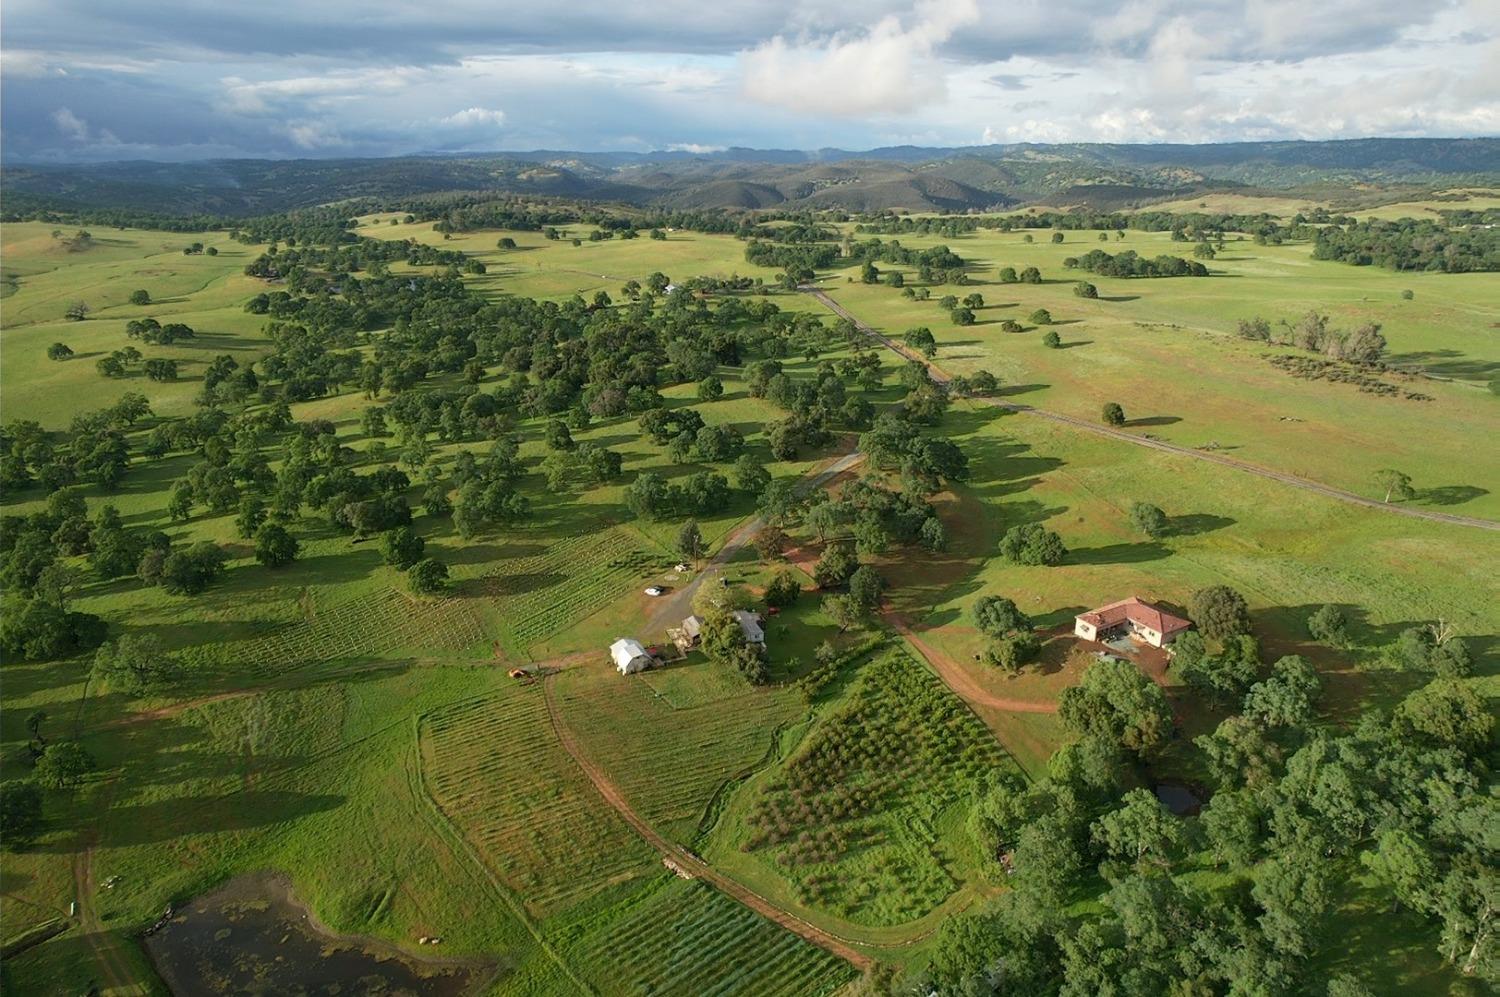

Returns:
1,223,271,427
817,227,1500,516
861,396,1500,766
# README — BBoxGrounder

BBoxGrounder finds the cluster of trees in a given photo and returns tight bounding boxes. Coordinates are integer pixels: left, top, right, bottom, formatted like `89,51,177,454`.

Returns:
972,595,1039,672
1236,311,1387,364
804,475,949,557
914,622,1495,995
0,395,148,493
1063,249,1210,278
125,317,197,345
998,522,1067,566
1313,218,1498,273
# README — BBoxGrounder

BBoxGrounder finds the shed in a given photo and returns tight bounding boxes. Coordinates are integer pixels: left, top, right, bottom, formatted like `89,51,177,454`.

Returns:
610,637,654,675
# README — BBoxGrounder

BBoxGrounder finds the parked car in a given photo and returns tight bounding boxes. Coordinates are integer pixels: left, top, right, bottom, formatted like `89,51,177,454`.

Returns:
644,585,665,597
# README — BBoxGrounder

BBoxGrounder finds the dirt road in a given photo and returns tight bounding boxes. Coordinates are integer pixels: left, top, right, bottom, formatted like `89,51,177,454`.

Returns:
540,676,874,970
885,612,1058,714
647,450,867,634
805,287,1500,533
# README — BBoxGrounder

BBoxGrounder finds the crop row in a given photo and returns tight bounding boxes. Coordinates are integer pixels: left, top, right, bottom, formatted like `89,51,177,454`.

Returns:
552,673,795,831
230,589,484,671
420,689,655,917
480,528,656,647
570,880,853,997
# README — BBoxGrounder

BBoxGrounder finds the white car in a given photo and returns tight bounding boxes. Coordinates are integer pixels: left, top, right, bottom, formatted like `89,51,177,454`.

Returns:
644,586,666,597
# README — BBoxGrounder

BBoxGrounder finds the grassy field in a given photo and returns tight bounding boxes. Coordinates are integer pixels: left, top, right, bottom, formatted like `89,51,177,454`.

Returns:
3,209,1495,995
1,223,272,427
817,227,1500,516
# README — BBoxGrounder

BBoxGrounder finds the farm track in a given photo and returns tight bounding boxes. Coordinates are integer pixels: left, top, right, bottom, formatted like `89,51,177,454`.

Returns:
804,287,1500,532
539,675,875,971
647,449,868,634
885,612,1059,715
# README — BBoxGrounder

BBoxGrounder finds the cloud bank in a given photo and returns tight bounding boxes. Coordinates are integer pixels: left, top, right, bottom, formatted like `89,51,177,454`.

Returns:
0,0,1494,161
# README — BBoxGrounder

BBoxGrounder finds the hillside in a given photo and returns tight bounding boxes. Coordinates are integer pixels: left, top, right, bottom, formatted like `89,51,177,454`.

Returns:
4,138,1496,218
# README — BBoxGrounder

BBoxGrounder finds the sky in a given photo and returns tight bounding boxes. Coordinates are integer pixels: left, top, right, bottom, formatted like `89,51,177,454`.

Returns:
2,0,1497,162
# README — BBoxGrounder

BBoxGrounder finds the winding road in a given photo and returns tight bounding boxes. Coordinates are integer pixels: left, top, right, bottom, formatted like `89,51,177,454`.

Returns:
805,287,1499,532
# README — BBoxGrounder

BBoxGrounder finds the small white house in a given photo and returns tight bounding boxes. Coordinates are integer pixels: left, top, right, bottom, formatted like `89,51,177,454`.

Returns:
733,610,766,646
610,637,653,675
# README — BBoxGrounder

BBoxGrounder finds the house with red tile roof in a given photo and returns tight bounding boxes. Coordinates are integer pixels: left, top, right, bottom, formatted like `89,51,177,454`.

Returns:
1074,597,1193,649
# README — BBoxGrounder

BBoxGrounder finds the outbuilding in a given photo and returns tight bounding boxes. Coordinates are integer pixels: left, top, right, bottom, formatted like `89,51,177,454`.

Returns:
610,637,655,675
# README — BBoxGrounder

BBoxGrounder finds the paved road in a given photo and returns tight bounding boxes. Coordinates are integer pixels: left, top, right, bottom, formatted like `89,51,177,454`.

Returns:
805,287,1500,533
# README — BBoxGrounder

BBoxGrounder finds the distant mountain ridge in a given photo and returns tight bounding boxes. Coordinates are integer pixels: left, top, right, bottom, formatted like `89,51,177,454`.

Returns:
4,138,1496,217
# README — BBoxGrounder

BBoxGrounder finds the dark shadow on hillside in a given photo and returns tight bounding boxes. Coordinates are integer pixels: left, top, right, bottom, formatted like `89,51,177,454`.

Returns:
1055,339,1093,349
1416,484,1488,507
1128,415,1181,427
1386,350,1499,381
1170,513,1235,536
445,542,547,567
1099,295,1140,303
997,382,1048,397
1067,541,1170,565
37,792,345,850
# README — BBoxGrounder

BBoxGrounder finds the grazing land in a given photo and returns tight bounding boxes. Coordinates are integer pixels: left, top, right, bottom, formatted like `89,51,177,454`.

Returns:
1,184,1496,997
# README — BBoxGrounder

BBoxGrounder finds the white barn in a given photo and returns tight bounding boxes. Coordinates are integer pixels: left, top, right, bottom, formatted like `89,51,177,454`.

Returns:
610,637,654,675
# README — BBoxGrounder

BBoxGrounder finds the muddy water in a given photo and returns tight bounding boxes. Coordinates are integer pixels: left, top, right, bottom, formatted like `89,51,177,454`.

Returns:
141,872,492,996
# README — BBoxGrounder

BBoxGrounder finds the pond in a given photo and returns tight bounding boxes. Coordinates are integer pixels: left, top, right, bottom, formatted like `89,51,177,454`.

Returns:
1153,782,1205,816
141,872,494,996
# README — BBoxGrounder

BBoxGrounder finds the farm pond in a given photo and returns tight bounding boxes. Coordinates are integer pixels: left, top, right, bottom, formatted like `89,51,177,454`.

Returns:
140,872,494,996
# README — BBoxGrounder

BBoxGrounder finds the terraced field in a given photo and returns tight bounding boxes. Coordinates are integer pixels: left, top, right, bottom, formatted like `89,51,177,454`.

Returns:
418,687,657,916
567,878,855,997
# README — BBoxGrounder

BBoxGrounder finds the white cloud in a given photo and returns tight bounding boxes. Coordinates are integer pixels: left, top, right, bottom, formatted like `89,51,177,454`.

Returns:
665,142,726,153
441,106,506,127
282,120,346,149
739,0,979,115
51,106,90,140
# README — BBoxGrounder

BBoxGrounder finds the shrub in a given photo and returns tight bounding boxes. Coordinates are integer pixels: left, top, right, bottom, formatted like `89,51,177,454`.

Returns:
985,632,1041,673
35,742,93,790
764,570,802,608
973,594,1029,637
381,526,425,570
1042,330,1061,349
1029,308,1052,325
1101,402,1126,426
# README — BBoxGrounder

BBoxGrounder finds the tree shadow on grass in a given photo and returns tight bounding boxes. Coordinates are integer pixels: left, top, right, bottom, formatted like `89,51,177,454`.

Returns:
997,382,1049,397
1055,340,1094,349
1066,541,1170,565
1128,415,1182,428
1416,485,1489,507
1169,513,1235,536
1099,295,1140,303
78,792,345,849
